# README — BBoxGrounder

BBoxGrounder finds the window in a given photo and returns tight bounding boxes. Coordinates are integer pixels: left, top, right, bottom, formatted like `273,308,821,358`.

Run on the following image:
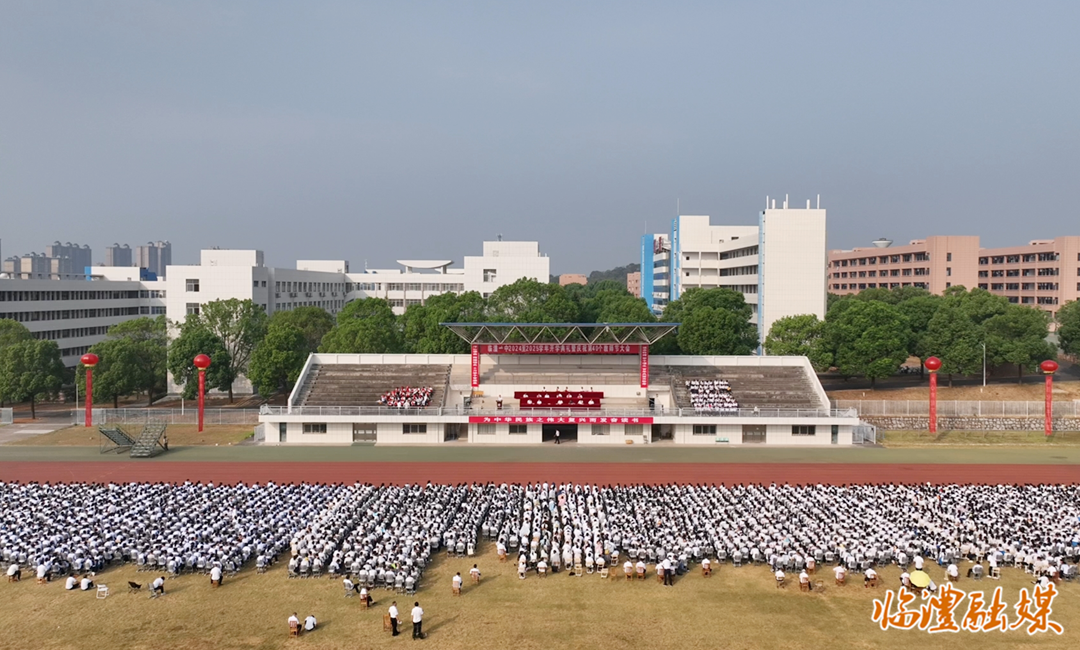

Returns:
1038,268,1059,276
1038,296,1058,305
625,425,643,436
991,283,1004,291
402,424,427,434
186,303,200,315
477,424,496,435
792,425,816,436
253,280,259,288
947,253,952,262
979,257,988,265
509,424,528,434
185,279,200,292
978,271,988,278
1022,296,1034,304
992,270,1004,277
692,425,716,435
261,280,267,287
1022,283,1035,291
302,423,327,434
978,283,988,290
591,424,609,436
946,267,951,276
1023,253,1036,263
1005,283,1019,291
483,269,497,282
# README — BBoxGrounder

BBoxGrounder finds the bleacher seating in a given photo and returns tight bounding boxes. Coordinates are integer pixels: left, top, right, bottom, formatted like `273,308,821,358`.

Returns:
129,422,168,458
379,386,433,408
684,379,738,413
298,364,450,408
98,427,135,452
515,391,603,409
668,366,825,411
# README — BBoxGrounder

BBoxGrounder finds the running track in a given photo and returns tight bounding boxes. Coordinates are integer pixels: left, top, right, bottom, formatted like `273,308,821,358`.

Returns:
1,461,1078,485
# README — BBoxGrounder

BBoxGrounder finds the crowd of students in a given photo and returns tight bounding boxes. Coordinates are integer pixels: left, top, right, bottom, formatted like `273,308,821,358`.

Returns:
685,379,739,413
378,386,433,409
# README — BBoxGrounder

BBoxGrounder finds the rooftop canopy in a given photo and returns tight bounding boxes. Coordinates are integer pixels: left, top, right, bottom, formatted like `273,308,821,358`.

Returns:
440,322,679,345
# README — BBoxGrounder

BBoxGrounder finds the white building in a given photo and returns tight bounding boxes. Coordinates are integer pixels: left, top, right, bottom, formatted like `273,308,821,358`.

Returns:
640,197,827,344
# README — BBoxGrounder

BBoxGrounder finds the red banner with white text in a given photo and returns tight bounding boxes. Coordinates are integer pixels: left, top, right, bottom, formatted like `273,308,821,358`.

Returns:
469,415,653,425
478,343,642,355
470,344,480,387
640,344,649,388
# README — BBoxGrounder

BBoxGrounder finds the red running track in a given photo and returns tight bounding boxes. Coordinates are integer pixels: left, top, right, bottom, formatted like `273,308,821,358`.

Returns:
1,461,1078,485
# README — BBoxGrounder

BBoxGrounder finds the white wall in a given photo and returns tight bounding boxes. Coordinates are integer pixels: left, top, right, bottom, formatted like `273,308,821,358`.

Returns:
760,207,827,341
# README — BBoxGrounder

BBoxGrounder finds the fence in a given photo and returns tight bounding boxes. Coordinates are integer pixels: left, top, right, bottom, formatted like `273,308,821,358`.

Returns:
0,408,11,425
832,400,1080,418
262,405,859,419
72,409,261,426
852,422,878,445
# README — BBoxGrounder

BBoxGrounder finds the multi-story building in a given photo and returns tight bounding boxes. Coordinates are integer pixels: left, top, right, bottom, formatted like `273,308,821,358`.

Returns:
626,271,641,297
105,243,133,267
45,242,93,276
3,242,94,280
828,235,1080,319
137,241,172,278
640,197,828,342
558,274,587,286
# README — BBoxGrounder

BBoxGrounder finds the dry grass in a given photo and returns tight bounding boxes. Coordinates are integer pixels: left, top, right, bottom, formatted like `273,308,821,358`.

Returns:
7,425,254,447
0,548,1074,650
884,430,1080,447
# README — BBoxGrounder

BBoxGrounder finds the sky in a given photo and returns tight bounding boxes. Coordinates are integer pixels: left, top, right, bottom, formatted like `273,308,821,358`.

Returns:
2,1,1078,274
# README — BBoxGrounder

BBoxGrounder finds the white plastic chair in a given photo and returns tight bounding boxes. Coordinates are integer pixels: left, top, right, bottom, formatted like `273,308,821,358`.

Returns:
96,585,109,599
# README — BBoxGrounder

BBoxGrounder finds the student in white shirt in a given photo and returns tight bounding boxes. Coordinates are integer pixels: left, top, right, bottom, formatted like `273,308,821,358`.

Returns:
864,567,877,587
288,613,299,633
65,575,77,590
151,576,165,595
469,564,481,583
7,563,20,581
80,575,94,590
210,565,223,586
304,615,316,632
411,601,424,639
833,565,846,583
452,572,462,592
388,601,400,636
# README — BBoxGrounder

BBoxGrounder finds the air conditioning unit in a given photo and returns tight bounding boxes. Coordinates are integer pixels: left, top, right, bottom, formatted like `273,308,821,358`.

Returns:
319,292,325,297
289,292,298,297
305,292,312,297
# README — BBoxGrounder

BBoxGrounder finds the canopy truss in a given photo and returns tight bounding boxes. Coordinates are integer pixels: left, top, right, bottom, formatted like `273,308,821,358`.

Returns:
440,322,679,345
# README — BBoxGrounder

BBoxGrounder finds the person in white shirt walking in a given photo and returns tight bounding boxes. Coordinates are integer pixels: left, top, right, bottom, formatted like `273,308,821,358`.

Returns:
388,601,400,636
411,601,424,639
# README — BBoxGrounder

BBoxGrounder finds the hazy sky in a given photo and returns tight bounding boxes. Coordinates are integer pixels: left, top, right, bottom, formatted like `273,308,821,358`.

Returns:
2,1,1078,274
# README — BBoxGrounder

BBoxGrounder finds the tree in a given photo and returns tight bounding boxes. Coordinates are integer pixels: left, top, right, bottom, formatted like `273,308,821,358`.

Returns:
920,297,983,386
586,263,640,288
77,317,168,407
764,314,831,370
1057,300,1080,358
319,298,403,353
0,319,32,348
0,340,65,418
485,279,580,323
895,294,942,358
660,288,756,356
677,307,758,355
267,306,335,354
983,305,1056,382
824,301,910,386
402,291,486,354
167,323,234,400
247,323,308,397
190,299,268,401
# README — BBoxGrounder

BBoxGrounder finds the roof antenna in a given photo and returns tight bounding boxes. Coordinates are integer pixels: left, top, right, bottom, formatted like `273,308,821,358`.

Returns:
497,234,503,241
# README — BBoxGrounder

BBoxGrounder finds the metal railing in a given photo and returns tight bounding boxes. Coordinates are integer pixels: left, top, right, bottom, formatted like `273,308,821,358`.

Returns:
833,400,1080,418
72,408,261,426
263,405,857,419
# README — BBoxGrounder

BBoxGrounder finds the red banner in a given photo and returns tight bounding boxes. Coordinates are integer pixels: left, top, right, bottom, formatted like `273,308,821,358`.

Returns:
469,416,653,425
478,343,642,354
471,344,480,388
640,344,649,388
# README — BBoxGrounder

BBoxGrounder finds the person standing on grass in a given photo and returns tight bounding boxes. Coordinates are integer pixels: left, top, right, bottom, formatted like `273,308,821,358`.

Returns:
389,601,400,636
411,601,424,640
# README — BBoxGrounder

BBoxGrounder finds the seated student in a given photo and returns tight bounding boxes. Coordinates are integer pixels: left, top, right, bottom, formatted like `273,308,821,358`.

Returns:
6,563,20,581
343,577,360,593
701,557,712,576
65,575,78,590
210,565,223,586
864,567,877,586
833,564,847,584
36,563,48,582
151,576,165,595
452,572,462,592
518,557,527,580
536,559,548,576
288,613,300,634
799,570,811,590
947,563,959,582
469,564,481,583
80,574,95,590
304,615,317,632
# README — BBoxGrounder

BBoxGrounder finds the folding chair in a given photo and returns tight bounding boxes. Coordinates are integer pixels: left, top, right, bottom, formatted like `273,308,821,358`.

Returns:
599,567,610,579
128,581,142,595
289,622,300,637
96,585,109,599
344,586,355,598
452,584,462,596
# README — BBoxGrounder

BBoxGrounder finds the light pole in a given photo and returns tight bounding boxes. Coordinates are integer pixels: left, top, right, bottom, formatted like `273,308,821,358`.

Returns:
925,356,942,434
1041,360,1058,437
193,354,212,432
81,353,99,427
981,342,986,389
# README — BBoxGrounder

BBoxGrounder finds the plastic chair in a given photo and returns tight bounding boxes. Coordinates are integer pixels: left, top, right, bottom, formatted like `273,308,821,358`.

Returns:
96,585,109,599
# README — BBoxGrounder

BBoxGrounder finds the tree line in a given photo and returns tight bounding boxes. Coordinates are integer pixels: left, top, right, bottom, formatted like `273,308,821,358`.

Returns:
764,285,1077,386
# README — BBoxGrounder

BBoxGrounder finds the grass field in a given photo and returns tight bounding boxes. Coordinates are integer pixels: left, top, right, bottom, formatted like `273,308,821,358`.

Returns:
883,430,1080,447
0,547,1073,650
6,425,254,447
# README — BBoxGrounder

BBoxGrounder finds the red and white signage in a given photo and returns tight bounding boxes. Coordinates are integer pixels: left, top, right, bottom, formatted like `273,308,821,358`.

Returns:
469,416,653,425
639,344,649,389
478,343,642,355
470,344,480,388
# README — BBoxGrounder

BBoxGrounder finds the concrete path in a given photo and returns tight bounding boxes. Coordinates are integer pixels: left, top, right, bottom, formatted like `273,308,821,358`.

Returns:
0,422,70,445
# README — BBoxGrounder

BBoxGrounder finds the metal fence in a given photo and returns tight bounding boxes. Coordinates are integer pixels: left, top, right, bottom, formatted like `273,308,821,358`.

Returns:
853,422,878,445
263,405,858,419
833,400,1080,418
0,408,11,425
72,409,262,426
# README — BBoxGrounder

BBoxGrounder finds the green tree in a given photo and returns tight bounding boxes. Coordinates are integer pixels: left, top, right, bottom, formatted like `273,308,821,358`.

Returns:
319,298,403,353
0,340,65,418
247,323,308,397
485,279,580,323
896,294,942,358
764,314,831,370
1057,300,1080,358
77,317,169,407
167,323,234,400
267,306,335,354
189,299,268,401
0,320,32,348
920,297,983,386
983,305,1056,382
402,291,486,354
677,307,758,355
824,301,909,386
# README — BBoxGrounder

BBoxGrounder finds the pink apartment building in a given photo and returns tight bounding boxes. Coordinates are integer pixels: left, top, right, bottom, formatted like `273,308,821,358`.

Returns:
828,236,1080,319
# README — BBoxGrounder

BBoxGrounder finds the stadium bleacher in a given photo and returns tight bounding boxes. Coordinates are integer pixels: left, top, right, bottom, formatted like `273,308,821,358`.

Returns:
297,364,450,408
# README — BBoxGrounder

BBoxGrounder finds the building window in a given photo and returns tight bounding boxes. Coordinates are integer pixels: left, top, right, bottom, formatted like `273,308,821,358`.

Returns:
947,253,952,262
402,424,427,434
185,303,200,315
625,425,643,436
253,280,259,288
302,423,327,434
477,424,496,435
483,269,497,283
978,271,988,278
1022,283,1035,291
946,267,951,276
509,424,528,434
692,425,716,435
591,424,609,436
185,279,200,292
792,425,816,436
